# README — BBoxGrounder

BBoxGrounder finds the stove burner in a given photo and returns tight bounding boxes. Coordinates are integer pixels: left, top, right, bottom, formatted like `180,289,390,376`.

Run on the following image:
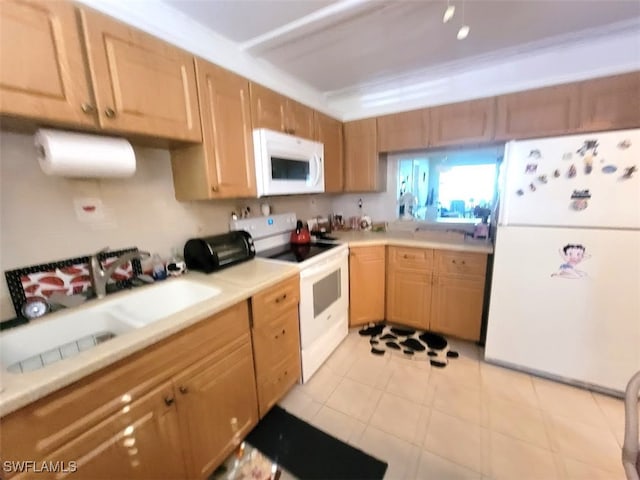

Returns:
257,242,338,263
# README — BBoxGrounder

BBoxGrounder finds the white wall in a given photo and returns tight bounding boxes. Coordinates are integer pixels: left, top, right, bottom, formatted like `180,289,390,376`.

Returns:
0,132,332,320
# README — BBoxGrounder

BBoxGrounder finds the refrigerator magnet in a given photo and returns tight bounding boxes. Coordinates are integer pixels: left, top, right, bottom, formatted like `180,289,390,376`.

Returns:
567,164,577,178
525,163,538,174
583,157,593,175
617,139,631,150
516,189,525,196
537,174,548,184
570,189,591,211
577,140,599,157
553,169,561,178
622,165,637,179
602,165,617,174
551,244,590,279
529,182,536,192
562,152,573,160
528,149,542,159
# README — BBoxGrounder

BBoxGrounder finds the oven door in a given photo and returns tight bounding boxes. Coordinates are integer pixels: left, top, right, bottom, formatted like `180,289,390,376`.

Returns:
298,248,348,350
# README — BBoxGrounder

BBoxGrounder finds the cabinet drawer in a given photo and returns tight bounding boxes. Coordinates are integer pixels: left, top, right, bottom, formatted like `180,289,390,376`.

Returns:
251,275,299,326
388,246,433,271
257,352,300,417
0,301,250,463
252,309,300,384
436,250,487,277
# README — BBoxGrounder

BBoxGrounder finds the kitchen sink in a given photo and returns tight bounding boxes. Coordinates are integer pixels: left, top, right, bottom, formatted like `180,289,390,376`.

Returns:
0,279,221,373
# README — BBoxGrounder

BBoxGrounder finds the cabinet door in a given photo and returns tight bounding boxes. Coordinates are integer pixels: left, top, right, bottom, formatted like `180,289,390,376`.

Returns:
579,72,640,132
431,275,484,341
22,382,187,480
250,82,286,132
430,98,495,147
377,109,429,152
174,339,259,479
344,118,383,192
386,268,432,330
78,8,201,142
495,84,580,140
286,100,315,139
201,61,256,198
315,112,344,192
349,246,386,326
0,0,95,127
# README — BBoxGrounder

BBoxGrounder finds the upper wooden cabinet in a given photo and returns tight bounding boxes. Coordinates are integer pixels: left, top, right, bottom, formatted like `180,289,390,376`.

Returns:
377,109,429,152
250,83,314,139
315,112,344,192
78,7,201,142
344,118,385,192
0,0,95,127
349,246,386,326
430,98,496,147
495,83,580,140
579,71,640,132
171,60,256,200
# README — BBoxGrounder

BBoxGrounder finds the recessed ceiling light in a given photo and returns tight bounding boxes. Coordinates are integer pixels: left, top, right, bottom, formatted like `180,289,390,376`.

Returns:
457,25,470,40
443,5,455,23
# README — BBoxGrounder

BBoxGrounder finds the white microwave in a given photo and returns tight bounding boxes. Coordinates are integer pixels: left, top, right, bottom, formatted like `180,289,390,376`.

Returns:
253,128,324,197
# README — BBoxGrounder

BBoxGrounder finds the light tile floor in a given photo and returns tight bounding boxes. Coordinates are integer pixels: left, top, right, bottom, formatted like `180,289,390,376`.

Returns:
278,329,632,480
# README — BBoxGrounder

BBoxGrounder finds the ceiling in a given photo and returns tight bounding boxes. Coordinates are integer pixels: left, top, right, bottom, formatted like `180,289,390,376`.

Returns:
166,0,640,98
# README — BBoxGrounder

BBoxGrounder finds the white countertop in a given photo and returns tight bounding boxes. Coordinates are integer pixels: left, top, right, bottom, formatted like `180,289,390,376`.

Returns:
330,230,494,254
0,259,299,417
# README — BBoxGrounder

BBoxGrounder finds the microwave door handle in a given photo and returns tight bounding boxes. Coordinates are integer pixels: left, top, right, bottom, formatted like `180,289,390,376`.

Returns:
310,154,322,186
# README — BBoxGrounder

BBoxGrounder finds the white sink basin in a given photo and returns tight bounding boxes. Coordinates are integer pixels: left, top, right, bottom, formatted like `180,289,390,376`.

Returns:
106,279,222,327
0,279,221,373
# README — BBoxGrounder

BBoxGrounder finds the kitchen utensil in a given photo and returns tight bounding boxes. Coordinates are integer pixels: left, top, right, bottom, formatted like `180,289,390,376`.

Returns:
290,220,311,244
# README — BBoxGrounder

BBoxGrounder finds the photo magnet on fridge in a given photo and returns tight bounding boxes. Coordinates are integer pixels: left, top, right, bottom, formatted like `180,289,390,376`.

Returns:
570,189,591,211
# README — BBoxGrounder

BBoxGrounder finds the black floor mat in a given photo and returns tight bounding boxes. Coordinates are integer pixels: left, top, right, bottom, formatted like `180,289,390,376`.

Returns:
246,406,388,480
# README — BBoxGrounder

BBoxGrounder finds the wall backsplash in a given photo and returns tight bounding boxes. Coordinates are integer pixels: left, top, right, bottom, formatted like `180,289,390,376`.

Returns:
0,131,332,320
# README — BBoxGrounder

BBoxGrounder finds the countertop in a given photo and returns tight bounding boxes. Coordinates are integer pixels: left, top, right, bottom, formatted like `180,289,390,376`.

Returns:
330,230,494,254
0,259,299,417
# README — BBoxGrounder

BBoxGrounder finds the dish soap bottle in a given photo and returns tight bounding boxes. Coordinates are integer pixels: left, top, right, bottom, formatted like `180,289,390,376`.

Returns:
151,253,167,281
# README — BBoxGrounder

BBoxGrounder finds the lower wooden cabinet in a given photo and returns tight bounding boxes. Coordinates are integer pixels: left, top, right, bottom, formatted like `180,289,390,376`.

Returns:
175,339,258,478
250,275,301,418
349,245,386,326
430,275,485,341
383,246,487,341
36,381,188,480
386,246,434,330
0,301,258,480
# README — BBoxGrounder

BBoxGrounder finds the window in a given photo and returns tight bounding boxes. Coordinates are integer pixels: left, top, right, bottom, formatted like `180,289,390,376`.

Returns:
438,164,496,218
395,146,502,221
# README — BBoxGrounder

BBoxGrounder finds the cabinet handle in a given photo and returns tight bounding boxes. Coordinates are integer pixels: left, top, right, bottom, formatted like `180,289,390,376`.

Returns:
461,260,466,265
104,107,117,118
403,254,415,259
230,417,238,433
179,386,188,394
275,293,287,303
211,185,219,193
451,259,456,264
81,103,95,114
164,396,175,406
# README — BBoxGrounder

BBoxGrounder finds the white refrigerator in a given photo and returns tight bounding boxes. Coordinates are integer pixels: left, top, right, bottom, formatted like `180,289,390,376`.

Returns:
485,129,640,394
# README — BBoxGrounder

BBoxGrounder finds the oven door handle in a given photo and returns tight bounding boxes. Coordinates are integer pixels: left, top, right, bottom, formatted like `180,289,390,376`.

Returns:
299,249,348,279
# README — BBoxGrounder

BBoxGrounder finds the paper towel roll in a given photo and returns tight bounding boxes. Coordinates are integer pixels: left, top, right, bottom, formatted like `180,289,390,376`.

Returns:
35,129,136,178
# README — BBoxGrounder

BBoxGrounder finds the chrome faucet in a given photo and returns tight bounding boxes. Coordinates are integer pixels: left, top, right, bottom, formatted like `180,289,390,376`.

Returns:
89,248,150,299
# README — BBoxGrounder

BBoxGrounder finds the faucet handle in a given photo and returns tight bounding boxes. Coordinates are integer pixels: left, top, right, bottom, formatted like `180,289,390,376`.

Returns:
138,250,151,258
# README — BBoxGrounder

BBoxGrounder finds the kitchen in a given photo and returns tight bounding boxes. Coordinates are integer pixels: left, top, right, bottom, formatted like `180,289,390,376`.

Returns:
1,0,639,479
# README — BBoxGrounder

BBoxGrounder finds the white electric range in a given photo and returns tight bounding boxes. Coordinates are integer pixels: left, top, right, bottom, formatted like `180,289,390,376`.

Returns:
230,213,348,383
